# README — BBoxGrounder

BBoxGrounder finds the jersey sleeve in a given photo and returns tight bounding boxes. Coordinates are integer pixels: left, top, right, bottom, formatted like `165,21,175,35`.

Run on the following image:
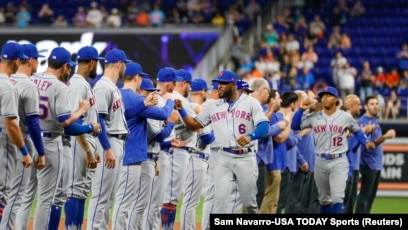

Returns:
300,113,313,129
93,87,111,115
0,88,18,118
147,118,162,141
348,113,361,133
251,100,268,126
68,87,85,112
195,102,212,127
55,86,72,118
22,86,40,116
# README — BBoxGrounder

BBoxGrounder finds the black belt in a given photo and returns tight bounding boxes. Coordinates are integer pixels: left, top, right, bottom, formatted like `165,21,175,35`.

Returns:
317,153,344,160
176,146,193,153
42,132,61,138
108,133,128,141
212,147,252,155
147,153,159,161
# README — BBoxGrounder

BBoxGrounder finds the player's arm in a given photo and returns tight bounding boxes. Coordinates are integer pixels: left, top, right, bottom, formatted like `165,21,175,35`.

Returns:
285,130,301,149
75,133,99,168
26,115,45,156
349,116,375,149
3,117,32,167
149,111,178,143
139,99,175,121
373,129,396,146
274,115,291,143
174,99,204,130
199,130,215,145
59,99,90,127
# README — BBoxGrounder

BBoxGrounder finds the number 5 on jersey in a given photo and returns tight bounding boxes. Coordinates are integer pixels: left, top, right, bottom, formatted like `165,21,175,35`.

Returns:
39,96,49,120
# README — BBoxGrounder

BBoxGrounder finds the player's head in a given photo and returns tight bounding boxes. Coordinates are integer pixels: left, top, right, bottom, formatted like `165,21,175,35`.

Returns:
237,79,254,95
364,95,379,117
190,78,210,102
318,86,339,110
1,42,29,75
137,78,158,97
295,90,308,110
212,70,238,99
210,81,219,99
344,94,362,116
281,91,299,111
268,89,281,112
250,78,270,104
47,47,77,81
123,62,148,90
77,46,104,79
175,69,192,97
156,67,182,93
21,43,45,75
305,90,318,112
104,49,131,79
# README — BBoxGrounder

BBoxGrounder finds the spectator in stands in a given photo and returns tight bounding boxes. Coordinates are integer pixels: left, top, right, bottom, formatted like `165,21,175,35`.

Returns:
150,4,166,27
240,55,255,74
189,9,205,24
273,15,290,35
38,3,54,24
301,45,318,68
73,6,87,28
107,8,122,28
4,2,17,25
230,36,245,72
337,0,351,15
0,8,5,26
281,8,295,32
328,6,344,28
294,15,308,41
330,51,347,88
340,33,352,49
327,26,342,49
245,0,261,20
202,0,217,23
99,6,109,26
338,62,357,99
264,24,279,48
350,0,365,17
384,90,401,119
211,11,225,26
86,2,103,28
285,33,300,55
399,70,408,90
267,55,281,89
385,68,400,91
372,66,386,93
280,54,293,89
52,14,68,27
125,4,139,26
359,61,374,101
175,0,189,23
296,66,315,90
396,43,408,75
16,6,31,27
309,14,325,39
139,0,151,12
135,8,150,27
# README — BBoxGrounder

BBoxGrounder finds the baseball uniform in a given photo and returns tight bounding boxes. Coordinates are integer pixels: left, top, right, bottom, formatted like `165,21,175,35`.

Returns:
344,135,360,214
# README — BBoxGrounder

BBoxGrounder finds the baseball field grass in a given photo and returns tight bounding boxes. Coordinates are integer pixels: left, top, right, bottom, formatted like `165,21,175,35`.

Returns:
27,196,408,229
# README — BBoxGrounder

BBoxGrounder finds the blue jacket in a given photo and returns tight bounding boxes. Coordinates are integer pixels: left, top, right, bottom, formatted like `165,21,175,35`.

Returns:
358,115,383,171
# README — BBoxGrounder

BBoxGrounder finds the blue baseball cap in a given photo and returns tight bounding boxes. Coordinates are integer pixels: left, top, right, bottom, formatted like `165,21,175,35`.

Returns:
104,49,131,64
124,62,148,77
77,46,104,61
211,81,218,90
22,43,45,58
49,47,77,67
140,78,158,91
176,69,192,83
1,42,29,60
237,79,253,93
212,70,237,84
157,67,183,82
318,86,339,98
190,79,211,92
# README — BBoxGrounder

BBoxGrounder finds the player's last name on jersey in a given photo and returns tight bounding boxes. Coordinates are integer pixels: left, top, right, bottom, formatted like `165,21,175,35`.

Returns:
210,214,406,229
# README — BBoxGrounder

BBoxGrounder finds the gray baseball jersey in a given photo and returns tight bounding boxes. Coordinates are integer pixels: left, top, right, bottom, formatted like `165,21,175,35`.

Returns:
10,73,40,134
147,118,164,155
196,94,268,149
92,77,128,134
301,110,360,154
31,73,72,134
172,91,197,147
0,74,19,127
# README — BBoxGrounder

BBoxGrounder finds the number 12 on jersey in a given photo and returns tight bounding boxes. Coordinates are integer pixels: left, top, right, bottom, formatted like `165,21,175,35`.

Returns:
332,136,343,147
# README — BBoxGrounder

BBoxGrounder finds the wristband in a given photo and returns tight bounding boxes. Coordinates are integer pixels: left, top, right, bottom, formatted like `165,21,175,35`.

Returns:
248,133,256,141
179,108,187,118
20,145,29,156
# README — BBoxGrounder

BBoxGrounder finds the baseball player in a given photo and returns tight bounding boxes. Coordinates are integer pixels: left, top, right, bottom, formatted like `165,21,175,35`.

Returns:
63,46,104,229
111,63,175,229
86,49,131,230
126,78,179,230
355,95,396,214
237,79,254,95
0,42,33,225
174,70,269,214
0,43,46,230
160,68,196,230
291,86,375,214
180,78,215,230
143,67,185,230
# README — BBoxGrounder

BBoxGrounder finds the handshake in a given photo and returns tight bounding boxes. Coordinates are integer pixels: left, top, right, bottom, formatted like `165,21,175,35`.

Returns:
174,99,183,110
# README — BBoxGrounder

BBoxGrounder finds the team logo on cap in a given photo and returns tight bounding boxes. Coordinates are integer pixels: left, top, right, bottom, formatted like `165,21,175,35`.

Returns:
219,71,223,76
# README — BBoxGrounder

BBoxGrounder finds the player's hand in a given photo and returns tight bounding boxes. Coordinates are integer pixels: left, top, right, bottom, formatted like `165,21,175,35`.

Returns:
167,111,180,123
365,141,376,150
170,137,187,148
22,155,33,168
144,91,158,107
237,135,251,146
86,151,98,169
362,123,376,134
104,149,116,169
95,153,101,163
282,108,293,124
162,92,174,100
90,122,101,135
300,162,309,172
34,155,46,170
277,120,287,130
155,161,160,176
78,99,90,113
297,128,311,136
174,99,183,111
384,129,396,139
301,98,312,110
